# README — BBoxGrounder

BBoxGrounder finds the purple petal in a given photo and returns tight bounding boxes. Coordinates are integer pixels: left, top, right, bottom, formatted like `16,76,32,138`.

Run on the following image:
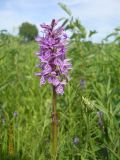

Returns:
40,76,46,85
63,33,67,39
56,84,64,95
51,71,56,76
52,78,60,86
40,24,51,30
38,56,48,63
51,19,58,28
48,77,53,84
35,36,41,42
54,58,62,66
42,64,52,75
48,77,60,86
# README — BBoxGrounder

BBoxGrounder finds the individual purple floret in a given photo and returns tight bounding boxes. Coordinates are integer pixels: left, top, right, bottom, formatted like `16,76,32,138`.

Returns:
35,19,72,95
97,111,104,131
80,79,86,89
13,111,18,117
73,137,80,145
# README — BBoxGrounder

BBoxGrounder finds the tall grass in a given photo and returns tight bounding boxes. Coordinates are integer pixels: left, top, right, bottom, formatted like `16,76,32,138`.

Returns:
0,7,120,159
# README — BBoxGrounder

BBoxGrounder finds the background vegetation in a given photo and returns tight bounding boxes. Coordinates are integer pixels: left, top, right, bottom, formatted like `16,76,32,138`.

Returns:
19,22,38,42
0,4,120,160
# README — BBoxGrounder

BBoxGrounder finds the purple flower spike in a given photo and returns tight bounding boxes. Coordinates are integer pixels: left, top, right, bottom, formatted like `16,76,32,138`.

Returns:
35,19,72,95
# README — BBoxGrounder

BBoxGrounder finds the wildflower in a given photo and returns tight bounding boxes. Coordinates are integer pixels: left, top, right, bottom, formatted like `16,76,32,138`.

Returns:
97,111,103,127
35,19,72,95
73,137,80,145
13,111,18,117
2,118,5,125
80,79,86,89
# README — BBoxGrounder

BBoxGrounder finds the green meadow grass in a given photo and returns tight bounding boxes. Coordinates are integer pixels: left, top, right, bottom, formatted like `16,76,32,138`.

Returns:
0,36,120,160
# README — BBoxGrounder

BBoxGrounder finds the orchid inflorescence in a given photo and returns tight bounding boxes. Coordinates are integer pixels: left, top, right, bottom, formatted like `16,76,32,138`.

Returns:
35,19,72,95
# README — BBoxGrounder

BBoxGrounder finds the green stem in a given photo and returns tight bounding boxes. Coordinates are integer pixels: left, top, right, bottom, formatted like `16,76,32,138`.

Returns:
51,86,58,159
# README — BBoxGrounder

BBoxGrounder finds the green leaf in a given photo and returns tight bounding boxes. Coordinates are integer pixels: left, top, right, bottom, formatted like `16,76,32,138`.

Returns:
58,2,72,16
89,30,97,37
115,26,120,31
61,19,69,27
104,32,118,40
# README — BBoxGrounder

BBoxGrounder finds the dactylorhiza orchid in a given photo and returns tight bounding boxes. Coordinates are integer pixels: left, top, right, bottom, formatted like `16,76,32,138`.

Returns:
35,19,72,95
34,19,72,158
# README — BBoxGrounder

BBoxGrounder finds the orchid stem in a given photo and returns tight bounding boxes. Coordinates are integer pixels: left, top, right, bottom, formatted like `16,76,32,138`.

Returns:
51,86,58,159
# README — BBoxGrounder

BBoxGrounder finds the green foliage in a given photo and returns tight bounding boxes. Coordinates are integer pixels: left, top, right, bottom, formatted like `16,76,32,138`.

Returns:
0,30,10,47
0,34,120,160
0,4,120,160
88,30,97,38
58,2,97,41
58,2,72,16
19,22,38,41
104,26,120,44
58,3,86,40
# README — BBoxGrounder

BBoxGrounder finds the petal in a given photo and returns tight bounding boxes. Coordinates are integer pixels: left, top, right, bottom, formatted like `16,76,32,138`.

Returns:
52,78,60,86
42,64,52,75
51,71,56,76
51,19,58,27
54,58,62,66
63,33,67,39
48,77,53,84
40,76,46,85
39,56,47,63
35,36,41,42
40,24,51,30
56,84,64,95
